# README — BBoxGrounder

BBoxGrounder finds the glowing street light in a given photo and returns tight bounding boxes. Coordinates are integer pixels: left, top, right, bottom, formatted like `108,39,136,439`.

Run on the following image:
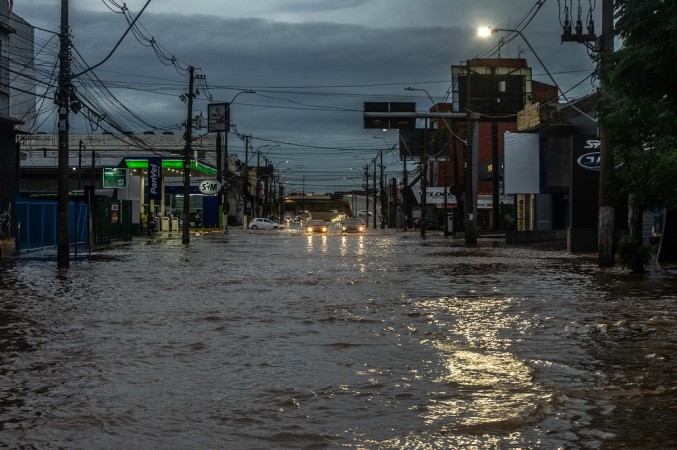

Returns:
478,26,595,122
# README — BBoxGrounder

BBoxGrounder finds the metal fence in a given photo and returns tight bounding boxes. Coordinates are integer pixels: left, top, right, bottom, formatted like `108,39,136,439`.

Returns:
15,199,89,252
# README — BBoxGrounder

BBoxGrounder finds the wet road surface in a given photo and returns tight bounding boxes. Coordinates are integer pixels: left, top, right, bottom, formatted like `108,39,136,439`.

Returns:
1,228,676,449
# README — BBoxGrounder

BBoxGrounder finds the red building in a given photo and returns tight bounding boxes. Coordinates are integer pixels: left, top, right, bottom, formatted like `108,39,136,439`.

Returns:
427,58,558,231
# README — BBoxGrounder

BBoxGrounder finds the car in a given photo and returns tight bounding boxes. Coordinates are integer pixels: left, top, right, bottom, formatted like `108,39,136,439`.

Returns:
306,219,328,233
248,218,281,230
357,210,372,217
342,218,365,233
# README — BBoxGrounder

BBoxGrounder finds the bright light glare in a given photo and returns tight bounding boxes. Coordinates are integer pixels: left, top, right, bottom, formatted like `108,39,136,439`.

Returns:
478,26,492,37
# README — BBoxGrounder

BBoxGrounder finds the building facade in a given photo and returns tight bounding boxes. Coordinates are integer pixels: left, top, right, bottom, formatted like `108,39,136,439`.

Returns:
0,2,35,257
417,58,559,232
17,133,268,234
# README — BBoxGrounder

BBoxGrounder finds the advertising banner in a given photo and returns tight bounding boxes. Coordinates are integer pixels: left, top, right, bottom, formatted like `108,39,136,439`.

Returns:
503,132,540,194
102,168,127,189
570,136,600,228
208,103,230,132
148,157,162,201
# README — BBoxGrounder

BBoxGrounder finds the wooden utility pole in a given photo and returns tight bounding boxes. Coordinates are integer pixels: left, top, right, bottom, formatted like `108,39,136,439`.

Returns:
420,120,427,236
182,66,194,244
216,130,222,207
379,150,385,228
243,134,250,225
372,157,377,228
464,61,478,245
57,0,71,268
561,0,615,264
597,0,615,266
55,0,152,265
491,119,500,230
365,165,369,228
402,155,409,229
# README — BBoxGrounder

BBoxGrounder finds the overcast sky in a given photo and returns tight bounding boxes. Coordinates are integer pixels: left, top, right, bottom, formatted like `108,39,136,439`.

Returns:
14,0,600,192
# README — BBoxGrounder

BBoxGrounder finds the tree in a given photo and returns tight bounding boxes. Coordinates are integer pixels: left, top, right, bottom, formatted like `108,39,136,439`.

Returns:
597,0,677,251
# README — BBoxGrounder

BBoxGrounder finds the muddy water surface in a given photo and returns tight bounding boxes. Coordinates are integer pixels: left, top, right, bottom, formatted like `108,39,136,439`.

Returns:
1,229,675,449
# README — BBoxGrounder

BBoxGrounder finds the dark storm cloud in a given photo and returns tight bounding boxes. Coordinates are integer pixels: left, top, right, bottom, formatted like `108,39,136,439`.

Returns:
273,0,372,14
60,9,476,138
15,2,596,131
13,1,600,190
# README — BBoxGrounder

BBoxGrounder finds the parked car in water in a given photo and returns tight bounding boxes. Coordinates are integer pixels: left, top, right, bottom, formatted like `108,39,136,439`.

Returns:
342,218,365,233
306,219,328,233
248,218,281,230
357,210,372,217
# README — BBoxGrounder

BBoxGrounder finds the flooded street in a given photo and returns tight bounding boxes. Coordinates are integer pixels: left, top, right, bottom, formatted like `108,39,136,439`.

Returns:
1,229,676,449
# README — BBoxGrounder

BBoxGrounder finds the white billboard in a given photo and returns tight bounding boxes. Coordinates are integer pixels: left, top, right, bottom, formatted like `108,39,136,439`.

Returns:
503,132,540,194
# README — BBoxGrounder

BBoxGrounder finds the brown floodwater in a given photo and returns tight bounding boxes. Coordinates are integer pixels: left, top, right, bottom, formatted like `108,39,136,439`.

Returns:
1,227,675,449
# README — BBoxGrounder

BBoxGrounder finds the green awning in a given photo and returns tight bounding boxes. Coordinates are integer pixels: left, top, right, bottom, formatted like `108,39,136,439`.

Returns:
122,158,216,176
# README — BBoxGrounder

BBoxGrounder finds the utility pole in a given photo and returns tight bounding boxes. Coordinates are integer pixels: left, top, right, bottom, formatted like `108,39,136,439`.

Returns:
256,150,261,217
264,159,269,218
444,167,449,236
379,150,385,228
223,128,229,226
182,65,195,244
365,165,369,228
420,153,427,236
451,136,461,233
491,118,500,230
560,0,614,265
464,60,478,244
243,134,250,225
57,0,71,269
216,130,222,221
372,157,377,229
55,0,152,266
217,130,231,229
420,119,430,236
402,155,409,229
597,0,615,266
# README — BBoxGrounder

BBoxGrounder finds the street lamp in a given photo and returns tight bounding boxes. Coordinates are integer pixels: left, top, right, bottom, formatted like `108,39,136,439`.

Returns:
256,143,280,161
478,27,595,122
479,27,562,97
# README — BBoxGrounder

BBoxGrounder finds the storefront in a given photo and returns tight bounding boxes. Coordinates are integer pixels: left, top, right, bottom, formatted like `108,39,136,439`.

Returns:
121,157,220,229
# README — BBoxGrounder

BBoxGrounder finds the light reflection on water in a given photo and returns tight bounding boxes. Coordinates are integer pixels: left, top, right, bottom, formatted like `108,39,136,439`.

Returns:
1,230,676,449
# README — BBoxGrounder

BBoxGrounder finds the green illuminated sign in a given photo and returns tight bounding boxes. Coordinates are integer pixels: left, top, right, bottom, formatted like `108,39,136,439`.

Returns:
123,159,215,175
102,168,128,188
